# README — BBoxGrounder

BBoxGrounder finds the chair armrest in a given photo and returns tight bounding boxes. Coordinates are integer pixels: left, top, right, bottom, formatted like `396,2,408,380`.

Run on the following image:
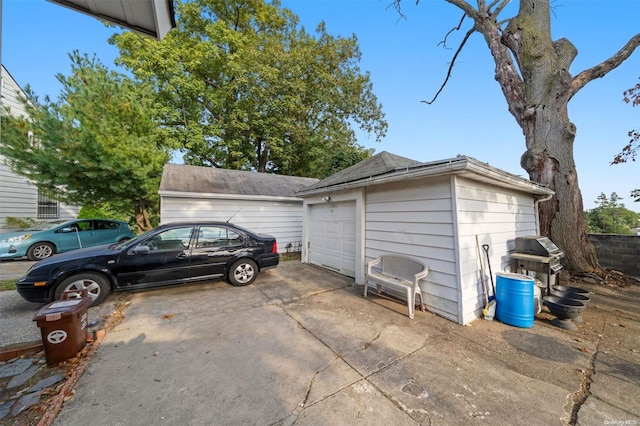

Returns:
414,266,429,284
367,256,383,275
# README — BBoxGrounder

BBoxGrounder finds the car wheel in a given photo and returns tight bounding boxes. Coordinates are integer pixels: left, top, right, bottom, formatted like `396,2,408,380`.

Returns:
27,242,55,260
228,259,258,286
55,272,111,306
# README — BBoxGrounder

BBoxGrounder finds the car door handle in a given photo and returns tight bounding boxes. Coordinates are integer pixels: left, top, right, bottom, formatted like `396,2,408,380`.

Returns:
176,252,190,259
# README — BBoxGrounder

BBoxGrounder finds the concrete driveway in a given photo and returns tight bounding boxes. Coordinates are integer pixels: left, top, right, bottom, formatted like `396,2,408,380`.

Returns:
32,261,638,425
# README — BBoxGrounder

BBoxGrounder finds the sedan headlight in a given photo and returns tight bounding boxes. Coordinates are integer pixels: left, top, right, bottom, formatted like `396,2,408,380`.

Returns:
4,234,31,243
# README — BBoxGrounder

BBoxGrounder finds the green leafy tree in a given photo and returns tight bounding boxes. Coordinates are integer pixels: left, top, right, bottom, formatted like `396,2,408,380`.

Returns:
584,193,640,234
322,146,375,179
393,0,640,272
110,0,385,177
78,202,134,224
0,52,171,233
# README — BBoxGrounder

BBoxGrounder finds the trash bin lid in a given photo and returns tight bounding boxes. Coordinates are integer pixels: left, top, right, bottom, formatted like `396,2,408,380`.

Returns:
34,297,91,321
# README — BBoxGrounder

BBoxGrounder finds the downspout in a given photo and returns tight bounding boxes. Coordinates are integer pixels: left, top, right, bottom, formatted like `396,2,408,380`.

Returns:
534,193,554,235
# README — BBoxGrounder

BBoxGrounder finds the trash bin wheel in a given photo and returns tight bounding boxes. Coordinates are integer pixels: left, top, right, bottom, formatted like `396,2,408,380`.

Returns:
55,272,110,306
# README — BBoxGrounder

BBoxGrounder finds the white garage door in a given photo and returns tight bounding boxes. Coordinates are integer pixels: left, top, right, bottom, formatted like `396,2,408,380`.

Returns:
309,201,356,277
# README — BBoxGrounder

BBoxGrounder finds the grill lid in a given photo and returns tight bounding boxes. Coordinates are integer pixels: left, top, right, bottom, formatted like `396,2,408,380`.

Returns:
515,236,564,258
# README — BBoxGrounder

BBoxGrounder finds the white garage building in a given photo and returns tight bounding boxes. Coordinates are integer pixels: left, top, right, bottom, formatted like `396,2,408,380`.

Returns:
159,164,318,254
296,152,554,325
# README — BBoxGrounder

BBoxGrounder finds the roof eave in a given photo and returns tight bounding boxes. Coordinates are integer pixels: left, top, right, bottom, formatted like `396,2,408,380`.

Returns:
296,157,554,198
158,190,303,202
47,0,176,40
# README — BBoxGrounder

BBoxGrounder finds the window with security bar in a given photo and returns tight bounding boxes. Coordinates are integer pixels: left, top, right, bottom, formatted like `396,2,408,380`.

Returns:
37,189,60,219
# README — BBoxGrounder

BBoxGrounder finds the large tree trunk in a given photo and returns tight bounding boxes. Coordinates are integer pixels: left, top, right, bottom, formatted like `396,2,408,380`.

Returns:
135,201,152,234
472,0,598,272
503,1,599,272
519,103,599,273
442,0,640,272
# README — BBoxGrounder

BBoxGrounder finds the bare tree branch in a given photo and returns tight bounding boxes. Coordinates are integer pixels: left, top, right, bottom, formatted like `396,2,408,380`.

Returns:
491,0,511,17
570,33,640,100
438,14,467,49
423,27,475,104
445,0,478,17
389,0,406,19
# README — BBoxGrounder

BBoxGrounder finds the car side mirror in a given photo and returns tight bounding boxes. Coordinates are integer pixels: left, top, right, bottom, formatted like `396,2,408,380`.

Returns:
60,227,76,233
132,246,151,255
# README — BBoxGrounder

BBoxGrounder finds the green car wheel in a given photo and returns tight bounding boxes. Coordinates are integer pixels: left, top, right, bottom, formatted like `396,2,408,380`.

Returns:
27,242,55,260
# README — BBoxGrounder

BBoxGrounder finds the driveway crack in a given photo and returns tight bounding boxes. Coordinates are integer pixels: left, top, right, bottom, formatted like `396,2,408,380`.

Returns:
277,295,434,425
564,316,607,426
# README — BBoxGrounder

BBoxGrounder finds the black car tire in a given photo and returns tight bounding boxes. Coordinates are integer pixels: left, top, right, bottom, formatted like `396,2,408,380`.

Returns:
55,272,111,306
228,259,258,286
27,242,55,260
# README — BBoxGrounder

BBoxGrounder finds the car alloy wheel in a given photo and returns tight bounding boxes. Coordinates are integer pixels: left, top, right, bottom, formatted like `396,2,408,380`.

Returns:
55,272,110,306
28,242,55,260
229,259,258,286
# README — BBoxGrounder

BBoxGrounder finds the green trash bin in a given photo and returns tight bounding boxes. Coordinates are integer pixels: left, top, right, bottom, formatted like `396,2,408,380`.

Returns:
33,291,91,366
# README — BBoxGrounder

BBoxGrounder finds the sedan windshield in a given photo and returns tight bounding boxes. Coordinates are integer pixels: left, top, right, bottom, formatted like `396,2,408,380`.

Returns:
110,229,150,250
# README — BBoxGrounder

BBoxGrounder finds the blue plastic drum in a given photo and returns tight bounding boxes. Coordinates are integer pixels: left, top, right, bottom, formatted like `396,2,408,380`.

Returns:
495,272,535,328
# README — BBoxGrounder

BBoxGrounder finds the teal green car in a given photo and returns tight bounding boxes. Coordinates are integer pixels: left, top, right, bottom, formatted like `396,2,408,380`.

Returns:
0,219,134,261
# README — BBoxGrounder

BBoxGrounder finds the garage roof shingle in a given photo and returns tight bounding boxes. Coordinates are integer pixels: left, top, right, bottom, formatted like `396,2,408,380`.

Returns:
301,151,420,192
160,164,319,198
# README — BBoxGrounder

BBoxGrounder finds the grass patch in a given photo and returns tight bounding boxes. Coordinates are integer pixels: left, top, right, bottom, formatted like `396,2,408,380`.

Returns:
280,252,301,261
0,279,16,292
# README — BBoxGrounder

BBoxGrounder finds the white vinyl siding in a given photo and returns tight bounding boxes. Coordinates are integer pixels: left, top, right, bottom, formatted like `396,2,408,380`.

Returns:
361,175,539,325
160,195,304,254
364,176,460,323
1,68,27,118
1,66,78,232
0,162,39,225
453,176,538,324
299,156,547,325
1,66,37,230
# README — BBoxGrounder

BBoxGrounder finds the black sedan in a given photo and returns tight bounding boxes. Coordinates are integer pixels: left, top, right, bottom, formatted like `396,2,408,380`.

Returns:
16,222,279,306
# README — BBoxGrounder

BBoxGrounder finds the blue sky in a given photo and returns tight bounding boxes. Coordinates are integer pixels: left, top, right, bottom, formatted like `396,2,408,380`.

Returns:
2,0,639,212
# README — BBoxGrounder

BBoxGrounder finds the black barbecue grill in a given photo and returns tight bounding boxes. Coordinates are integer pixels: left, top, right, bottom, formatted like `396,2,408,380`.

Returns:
511,236,565,295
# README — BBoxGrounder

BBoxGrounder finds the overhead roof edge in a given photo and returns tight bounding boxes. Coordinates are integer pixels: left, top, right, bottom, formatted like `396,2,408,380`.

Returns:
295,155,554,197
47,0,176,40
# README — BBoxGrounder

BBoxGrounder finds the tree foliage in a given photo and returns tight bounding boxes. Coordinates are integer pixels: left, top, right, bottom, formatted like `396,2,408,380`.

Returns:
109,0,385,177
0,52,171,232
394,0,640,273
585,193,640,234
614,78,640,205
613,77,640,165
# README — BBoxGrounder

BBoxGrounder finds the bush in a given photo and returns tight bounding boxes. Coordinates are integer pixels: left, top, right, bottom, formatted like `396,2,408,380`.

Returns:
5,216,41,229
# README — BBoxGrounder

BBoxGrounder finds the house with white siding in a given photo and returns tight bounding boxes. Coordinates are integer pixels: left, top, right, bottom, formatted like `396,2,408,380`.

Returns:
159,163,319,254
296,151,554,325
0,65,79,232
